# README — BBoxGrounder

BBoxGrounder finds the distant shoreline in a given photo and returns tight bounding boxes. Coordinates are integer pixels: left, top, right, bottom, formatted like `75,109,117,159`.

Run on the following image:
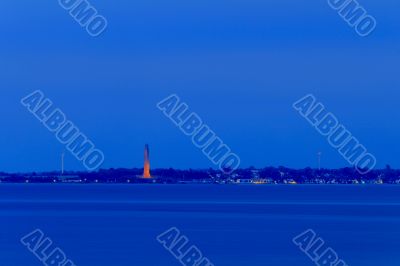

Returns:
0,166,400,185
1,166,399,185
0,183,397,186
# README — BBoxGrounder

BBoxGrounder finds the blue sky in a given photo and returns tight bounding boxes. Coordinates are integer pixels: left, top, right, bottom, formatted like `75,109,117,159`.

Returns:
1,0,399,171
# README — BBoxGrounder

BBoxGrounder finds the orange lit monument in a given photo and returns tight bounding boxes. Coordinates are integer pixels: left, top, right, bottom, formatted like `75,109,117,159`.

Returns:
143,144,151,178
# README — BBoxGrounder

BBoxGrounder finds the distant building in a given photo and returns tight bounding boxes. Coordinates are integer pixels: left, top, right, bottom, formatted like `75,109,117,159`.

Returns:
58,175,82,183
236,179,252,184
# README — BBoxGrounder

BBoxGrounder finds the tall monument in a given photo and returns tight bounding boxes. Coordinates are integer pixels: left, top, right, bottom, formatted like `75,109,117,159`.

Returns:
143,144,151,178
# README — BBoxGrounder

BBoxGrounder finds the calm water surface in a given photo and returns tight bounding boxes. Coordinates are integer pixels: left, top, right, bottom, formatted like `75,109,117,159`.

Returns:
0,184,399,266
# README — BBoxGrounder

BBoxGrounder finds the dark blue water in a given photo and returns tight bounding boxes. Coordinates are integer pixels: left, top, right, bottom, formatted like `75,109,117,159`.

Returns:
1,184,399,266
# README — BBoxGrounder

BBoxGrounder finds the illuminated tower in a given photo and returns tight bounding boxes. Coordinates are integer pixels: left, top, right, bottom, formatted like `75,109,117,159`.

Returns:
143,144,151,178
